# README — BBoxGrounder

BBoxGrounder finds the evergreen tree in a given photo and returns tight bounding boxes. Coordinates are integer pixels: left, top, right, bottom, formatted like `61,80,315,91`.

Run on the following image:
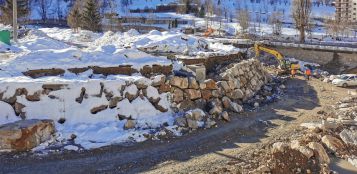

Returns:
67,3,81,32
0,0,29,25
198,5,205,18
81,0,102,32
185,0,190,14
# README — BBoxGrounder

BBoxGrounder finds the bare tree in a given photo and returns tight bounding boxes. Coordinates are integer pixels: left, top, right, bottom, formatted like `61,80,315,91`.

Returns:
38,0,52,22
55,0,63,20
107,0,119,31
292,0,312,42
67,1,82,32
237,9,250,34
269,11,283,36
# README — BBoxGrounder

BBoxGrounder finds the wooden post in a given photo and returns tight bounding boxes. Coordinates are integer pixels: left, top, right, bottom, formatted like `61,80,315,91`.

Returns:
12,0,18,42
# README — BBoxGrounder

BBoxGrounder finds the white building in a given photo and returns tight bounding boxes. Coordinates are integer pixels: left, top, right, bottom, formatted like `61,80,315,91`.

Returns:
335,0,357,23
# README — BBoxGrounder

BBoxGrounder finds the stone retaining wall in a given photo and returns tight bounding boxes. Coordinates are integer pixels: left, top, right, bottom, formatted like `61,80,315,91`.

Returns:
0,59,271,130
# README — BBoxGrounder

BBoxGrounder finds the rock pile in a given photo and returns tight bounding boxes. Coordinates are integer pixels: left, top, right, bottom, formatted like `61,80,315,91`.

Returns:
259,96,357,173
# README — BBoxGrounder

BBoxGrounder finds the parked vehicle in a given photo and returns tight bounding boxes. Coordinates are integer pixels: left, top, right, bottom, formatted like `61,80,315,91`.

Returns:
332,74,357,87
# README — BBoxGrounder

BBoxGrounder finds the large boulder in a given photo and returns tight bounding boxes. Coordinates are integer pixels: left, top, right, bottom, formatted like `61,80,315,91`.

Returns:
339,129,357,146
0,119,55,151
151,75,166,87
321,135,345,152
204,79,217,90
170,76,188,89
185,89,201,100
308,142,330,164
124,84,139,101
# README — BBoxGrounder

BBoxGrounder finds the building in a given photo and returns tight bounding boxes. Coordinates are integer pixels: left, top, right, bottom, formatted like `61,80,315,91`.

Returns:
335,0,357,23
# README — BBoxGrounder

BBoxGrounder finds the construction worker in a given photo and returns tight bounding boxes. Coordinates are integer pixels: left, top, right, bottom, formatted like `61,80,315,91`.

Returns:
305,68,312,80
291,68,297,78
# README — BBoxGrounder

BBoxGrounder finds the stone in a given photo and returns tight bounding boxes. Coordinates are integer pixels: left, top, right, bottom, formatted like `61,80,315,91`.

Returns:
170,76,188,89
227,80,236,90
158,83,171,93
290,140,314,159
199,82,207,90
254,102,260,108
209,105,223,117
14,102,25,116
177,100,196,111
155,99,169,112
124,119,136,129
222,96,232,109
186,64,206,82
187,119,198,129
143,86,160,102
75,87,86,104
124,84,139,101
272,142,289,153
172,88,184,103
151,75,166,87
211,90,221,98
217,81,231,93
174,117,187,127
226,89,244,100
185,89,201,100
185,109,206,121
134,78,152,89
204,79,217,90
230,102,243,113
205,118,216,128
339,129,357,146
221,111,230,122
42,84,67,91
90,105,108,114
109,96,122,109
0,119,55,151
308,142,330,164
321,135,345,152
188,77,199,89
220,72,233,81
201,90,212,100
26,91,41,101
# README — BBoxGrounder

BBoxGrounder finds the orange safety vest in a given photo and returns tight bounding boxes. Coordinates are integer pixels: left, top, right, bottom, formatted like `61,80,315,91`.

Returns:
305,69,311,76
291,69,296,75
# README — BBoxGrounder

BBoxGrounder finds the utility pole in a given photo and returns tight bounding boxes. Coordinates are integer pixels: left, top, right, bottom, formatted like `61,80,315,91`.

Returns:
12,0,18,42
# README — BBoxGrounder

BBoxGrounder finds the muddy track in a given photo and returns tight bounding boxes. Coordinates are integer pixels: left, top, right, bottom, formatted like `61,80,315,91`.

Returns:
0,77,350,174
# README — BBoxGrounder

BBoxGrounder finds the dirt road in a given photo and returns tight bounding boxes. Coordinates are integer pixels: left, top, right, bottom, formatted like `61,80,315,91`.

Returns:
0,77,353,174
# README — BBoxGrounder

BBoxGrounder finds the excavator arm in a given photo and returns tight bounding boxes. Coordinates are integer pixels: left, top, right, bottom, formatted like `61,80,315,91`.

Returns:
254,43,288,70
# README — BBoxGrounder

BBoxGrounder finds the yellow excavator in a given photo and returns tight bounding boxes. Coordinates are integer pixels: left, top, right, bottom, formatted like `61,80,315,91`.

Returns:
254,43,300,73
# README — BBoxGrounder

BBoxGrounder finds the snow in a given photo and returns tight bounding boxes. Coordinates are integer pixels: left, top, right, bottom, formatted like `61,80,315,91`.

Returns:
0,28,173,75
146,86,160,100
64,145,79,151
0,101,20,124
124,84,138,96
